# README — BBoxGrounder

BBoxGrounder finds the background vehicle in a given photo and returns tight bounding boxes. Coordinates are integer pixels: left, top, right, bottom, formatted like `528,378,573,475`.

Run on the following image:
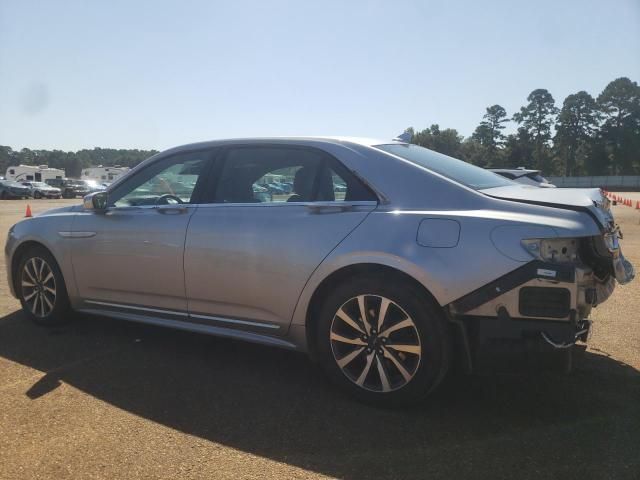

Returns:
45,178,91,198
5,136,634,406
0,180,31,199
5,164,65,182
20,181,62,199
83,179,106,193
81,165,130,183
489,168,556,187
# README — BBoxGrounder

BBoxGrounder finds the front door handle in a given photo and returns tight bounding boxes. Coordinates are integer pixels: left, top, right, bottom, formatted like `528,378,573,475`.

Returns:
155,205,188,214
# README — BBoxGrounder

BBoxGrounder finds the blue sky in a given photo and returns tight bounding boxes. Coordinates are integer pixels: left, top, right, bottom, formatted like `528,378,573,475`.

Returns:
1,0,638,151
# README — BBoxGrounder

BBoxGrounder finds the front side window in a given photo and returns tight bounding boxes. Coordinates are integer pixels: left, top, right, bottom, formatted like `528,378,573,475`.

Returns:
110,151,208,207
213,146,377,204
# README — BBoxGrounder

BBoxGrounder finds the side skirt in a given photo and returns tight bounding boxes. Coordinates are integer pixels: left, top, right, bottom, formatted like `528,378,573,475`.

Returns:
76,306,300,351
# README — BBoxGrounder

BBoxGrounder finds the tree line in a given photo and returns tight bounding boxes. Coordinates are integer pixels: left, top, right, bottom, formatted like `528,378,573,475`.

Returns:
0,147,158,179
407,76,640,176
1,76,638,179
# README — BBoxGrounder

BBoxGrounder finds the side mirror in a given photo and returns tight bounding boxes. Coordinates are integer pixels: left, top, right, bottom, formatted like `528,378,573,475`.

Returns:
83,191,108,212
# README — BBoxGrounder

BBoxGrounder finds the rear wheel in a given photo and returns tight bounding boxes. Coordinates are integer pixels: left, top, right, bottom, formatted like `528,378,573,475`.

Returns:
17,247,72,325
315,274,451,406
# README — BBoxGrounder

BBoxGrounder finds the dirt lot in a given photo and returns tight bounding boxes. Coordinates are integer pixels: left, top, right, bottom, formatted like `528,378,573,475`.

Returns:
0,196,639,480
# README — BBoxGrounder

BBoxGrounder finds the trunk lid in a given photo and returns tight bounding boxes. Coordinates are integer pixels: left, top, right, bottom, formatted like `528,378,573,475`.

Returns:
481,184,611,230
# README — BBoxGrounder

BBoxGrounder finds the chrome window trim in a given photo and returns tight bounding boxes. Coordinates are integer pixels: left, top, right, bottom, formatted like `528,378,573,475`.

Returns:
102,204,199,213
194,200,378,209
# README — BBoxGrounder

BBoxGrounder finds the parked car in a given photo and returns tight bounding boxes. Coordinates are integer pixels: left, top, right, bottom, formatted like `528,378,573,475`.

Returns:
489,168,556,187
45,178,91,198
0,180,31,199
21,181,62,199
83,179,106,193
252,184,272,203
5,136,635,406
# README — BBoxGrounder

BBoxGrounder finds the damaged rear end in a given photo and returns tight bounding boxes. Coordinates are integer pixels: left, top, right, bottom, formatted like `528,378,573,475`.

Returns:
449,187,635,370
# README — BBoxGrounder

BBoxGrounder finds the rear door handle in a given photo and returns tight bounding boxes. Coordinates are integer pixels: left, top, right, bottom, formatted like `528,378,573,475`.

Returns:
156,205,188,214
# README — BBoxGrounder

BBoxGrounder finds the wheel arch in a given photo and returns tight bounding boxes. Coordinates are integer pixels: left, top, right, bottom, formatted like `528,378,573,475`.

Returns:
10,240,63,296
302,262,442,360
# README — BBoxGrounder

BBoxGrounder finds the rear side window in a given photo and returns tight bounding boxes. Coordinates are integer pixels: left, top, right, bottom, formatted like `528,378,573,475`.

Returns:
212,146,377,204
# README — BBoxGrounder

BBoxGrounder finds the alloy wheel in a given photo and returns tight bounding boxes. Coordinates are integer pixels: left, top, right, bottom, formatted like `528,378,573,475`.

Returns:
21,257,57,318
330,294,422,392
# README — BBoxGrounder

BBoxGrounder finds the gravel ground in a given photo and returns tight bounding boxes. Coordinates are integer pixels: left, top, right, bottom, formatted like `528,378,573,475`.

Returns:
0,196,639,480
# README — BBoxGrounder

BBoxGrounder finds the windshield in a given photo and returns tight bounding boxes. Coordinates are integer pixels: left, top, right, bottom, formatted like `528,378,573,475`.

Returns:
375,144,513,190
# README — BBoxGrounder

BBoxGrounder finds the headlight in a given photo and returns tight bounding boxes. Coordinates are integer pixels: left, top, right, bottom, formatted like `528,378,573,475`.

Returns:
521,238,579,263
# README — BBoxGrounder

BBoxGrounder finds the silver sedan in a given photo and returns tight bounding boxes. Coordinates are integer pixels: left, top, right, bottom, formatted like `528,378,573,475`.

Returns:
5,136,635,405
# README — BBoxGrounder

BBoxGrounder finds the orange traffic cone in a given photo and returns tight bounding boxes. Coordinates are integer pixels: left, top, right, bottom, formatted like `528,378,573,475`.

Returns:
25,204,32,218
636,201,640,210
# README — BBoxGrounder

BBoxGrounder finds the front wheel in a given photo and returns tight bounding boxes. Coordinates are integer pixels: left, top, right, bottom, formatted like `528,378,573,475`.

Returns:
315,274,451,406
34,191,42,199
17,247,72,325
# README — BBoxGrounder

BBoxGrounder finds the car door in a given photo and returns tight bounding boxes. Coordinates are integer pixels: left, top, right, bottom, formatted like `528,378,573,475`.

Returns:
70,149,214,315
183,144,378,334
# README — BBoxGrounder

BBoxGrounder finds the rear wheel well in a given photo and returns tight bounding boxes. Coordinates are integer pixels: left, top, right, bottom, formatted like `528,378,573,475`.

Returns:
305,263,442,360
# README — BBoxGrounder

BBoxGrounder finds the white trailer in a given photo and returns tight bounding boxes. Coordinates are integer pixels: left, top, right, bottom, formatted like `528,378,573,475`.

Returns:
5,165,65,182
81,165,130,183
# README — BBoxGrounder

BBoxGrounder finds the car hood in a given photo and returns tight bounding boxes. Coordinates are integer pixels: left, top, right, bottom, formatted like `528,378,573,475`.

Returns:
481,184,611,231
35,204,83,217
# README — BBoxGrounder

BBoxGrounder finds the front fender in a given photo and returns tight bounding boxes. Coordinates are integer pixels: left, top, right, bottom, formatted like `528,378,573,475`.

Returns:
5,213,78,300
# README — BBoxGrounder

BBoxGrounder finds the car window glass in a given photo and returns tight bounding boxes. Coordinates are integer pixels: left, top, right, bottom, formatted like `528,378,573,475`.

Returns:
214,147,324,204
110,152,207,207
376,143,513,190
213,147,377,204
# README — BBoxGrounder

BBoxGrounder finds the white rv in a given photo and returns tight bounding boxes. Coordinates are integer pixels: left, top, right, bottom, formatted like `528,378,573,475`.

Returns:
5,165,65,182
81,165,130,184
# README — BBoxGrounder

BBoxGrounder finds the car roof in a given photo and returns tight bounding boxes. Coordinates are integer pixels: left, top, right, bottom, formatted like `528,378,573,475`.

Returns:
160,136,400,154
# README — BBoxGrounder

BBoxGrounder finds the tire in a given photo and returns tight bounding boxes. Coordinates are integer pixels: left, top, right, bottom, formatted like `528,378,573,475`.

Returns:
315,273,451,406
16,246,72,326
34,191,42,199
1,191,6,200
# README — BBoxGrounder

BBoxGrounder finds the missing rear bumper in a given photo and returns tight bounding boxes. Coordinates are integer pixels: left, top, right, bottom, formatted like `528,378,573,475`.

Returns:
458,314,590,373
